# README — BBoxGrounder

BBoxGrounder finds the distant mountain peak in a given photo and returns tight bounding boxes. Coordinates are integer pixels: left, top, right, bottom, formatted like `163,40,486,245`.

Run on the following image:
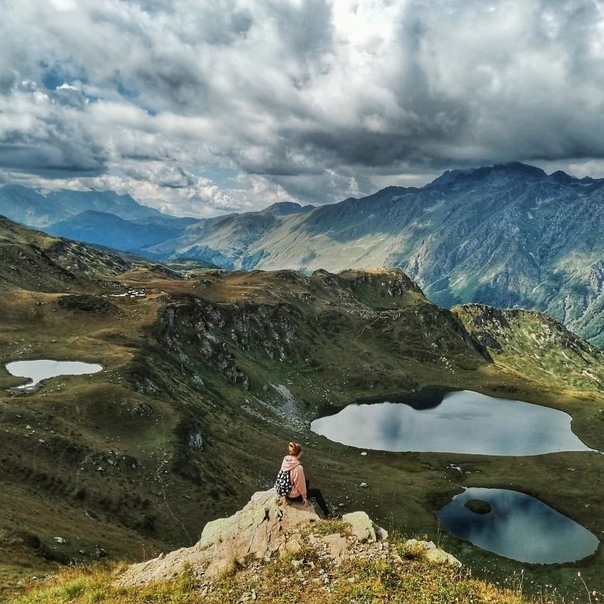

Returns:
549,170,576,184
429,161,548,188
0,184,166,229
492,161,547,177
260,201,314,216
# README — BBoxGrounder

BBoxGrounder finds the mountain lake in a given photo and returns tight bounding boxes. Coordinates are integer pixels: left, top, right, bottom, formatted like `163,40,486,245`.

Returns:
436,487,600,564
5,359,103,390
312,389,599,563
310,389,594,456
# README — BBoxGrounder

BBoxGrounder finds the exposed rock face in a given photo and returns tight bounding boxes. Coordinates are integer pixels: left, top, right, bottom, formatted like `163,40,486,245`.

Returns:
159,296,305,388
154,268,493,401
404,539,462,567
116,490,460,587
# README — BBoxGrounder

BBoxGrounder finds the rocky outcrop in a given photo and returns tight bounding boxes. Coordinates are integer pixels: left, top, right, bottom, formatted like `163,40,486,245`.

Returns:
158,295,306,388
117,489,460,587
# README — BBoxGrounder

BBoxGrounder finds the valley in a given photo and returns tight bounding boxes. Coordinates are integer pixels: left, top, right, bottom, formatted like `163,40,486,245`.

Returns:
0,216,603,600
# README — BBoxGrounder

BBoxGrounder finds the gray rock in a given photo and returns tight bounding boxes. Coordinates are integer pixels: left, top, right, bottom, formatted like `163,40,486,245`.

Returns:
117,490,320,585
341,511,388,543
116,490,457,588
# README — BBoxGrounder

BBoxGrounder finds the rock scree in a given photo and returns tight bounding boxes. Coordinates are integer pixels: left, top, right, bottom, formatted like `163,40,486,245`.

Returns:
116,489,460,587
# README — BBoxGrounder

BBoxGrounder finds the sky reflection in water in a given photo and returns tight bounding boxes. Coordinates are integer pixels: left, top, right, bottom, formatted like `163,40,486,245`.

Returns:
436,488,599,563
310,390,593,455
6,359,103,390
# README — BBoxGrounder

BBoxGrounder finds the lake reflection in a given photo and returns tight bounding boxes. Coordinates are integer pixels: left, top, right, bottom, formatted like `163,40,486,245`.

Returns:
436,488,599,563
6,359,103,390
310,390,593,456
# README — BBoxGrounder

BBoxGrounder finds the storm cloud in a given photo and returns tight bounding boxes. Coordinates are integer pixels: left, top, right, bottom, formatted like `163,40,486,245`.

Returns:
1,0,603,216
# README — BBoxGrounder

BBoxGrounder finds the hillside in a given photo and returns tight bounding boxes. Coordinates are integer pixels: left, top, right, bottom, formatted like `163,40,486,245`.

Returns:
8,491,538,604
0,216,602,600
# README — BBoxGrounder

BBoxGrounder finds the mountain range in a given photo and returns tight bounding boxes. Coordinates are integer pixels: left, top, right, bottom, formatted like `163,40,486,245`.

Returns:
3,162,604,345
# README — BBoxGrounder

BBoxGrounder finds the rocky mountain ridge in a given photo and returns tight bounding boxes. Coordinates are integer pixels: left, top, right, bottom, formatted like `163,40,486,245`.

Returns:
154,162,604,345
4,163,604,345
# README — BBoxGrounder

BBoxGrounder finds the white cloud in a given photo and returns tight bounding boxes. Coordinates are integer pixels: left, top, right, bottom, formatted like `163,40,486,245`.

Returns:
0,0,603,215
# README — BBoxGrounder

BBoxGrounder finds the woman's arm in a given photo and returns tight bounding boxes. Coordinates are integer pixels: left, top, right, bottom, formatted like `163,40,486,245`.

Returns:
292,466,308,504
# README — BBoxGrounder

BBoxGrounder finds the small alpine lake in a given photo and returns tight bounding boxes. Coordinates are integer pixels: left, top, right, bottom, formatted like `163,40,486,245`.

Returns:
5,359,103,391
310,389,594,456
436,487,600,564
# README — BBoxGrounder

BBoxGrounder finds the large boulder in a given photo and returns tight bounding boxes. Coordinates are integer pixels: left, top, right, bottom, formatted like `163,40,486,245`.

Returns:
116,489,459,587
117,490,321,585
341,511,388,542
404,538,462,567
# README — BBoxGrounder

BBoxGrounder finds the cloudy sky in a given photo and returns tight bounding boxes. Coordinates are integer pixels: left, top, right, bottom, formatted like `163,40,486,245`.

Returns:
1,0,604,217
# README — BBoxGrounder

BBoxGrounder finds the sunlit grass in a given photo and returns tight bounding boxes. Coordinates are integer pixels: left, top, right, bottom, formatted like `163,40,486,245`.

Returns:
7,534,585,604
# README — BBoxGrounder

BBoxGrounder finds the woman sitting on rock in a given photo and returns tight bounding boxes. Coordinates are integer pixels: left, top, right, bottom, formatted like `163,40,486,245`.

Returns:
276,441,336,518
